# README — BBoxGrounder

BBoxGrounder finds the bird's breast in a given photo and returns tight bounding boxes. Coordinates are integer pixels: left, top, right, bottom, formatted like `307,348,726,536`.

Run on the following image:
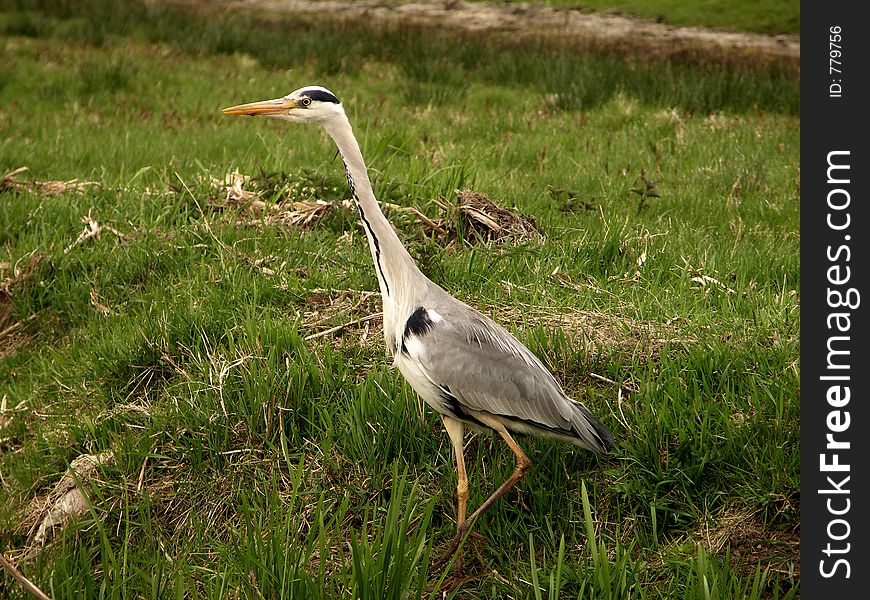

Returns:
393,350,449,412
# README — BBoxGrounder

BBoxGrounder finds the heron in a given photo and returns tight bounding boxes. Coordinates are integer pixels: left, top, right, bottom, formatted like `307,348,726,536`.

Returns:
222,86,614,578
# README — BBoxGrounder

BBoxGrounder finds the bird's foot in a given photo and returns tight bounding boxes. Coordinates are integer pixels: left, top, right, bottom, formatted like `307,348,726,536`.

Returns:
431,530,489,593
432,529,468,571
468,531,488,564
432,529,488,572
468,531,488,545
435,547,486,594
438,571,479,594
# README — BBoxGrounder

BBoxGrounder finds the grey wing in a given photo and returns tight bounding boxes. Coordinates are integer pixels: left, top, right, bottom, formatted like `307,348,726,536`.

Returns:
414,302,614,454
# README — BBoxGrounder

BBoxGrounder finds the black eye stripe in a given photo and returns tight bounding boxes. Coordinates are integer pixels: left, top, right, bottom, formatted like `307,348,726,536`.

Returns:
301,89,340,104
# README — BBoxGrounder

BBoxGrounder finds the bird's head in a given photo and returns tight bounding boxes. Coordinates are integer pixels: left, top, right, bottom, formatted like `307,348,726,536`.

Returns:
222,85,343,124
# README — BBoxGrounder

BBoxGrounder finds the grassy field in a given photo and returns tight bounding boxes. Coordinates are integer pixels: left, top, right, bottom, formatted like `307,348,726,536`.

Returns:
1,1,799,598
489,0,800,35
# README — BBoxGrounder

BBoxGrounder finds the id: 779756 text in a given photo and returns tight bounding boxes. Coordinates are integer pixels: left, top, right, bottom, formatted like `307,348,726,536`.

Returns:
829,26,843,98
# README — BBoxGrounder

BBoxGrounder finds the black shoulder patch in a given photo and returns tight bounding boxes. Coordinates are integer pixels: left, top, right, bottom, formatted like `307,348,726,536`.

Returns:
404,307,434,340
302,88,340,104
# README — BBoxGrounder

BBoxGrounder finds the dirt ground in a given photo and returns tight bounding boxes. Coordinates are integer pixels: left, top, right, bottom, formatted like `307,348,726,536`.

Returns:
216,0,799,61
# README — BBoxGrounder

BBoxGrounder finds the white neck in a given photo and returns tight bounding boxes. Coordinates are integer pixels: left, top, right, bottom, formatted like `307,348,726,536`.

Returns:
322,113,429,348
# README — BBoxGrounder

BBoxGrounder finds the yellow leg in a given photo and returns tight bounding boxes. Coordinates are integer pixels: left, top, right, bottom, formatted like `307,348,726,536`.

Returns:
433,413,532,572
442,416,468,577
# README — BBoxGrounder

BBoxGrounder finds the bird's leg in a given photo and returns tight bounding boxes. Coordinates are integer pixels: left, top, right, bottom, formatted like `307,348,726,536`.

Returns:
442,416,468,578
433,417,532,571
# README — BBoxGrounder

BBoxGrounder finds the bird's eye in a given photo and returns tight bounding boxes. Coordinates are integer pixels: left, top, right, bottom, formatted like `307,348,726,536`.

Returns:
300,97,312,107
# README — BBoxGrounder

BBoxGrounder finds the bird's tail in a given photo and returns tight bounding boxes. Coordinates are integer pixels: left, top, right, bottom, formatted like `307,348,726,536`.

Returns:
574,402,615,455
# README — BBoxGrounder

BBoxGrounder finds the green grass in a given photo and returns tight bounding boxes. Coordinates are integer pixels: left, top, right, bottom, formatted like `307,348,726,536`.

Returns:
1,1,799,598
487,0,800,35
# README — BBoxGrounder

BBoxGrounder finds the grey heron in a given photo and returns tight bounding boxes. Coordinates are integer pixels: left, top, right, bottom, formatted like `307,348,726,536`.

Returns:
222,86,615,578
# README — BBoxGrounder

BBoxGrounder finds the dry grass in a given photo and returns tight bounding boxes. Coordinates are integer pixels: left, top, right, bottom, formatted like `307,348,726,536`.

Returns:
301,288,383,347
297,281,692,363
210,170,330,223
415,189,542,245
208,174,541,249
63,211,126,256
20,451,116,556
695,503,800,581
0,253,43,358
207,170,352,230
1,166,98,196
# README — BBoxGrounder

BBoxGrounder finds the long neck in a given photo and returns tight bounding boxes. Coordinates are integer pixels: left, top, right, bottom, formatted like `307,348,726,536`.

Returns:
323,114,425,305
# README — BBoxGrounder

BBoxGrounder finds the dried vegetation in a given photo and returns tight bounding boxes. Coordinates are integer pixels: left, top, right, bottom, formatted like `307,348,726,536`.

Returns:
20,452,115,555
0,254,43,359
209,170,541,246
1,166,98,196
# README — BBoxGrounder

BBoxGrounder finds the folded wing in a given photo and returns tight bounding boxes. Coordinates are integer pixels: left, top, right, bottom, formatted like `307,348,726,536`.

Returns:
403,301,614,454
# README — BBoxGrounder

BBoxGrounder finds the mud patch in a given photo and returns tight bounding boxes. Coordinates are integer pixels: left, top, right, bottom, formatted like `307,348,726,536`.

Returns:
216,0,799,63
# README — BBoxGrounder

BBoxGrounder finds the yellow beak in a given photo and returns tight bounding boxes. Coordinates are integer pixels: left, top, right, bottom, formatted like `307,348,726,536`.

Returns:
222,97,298,116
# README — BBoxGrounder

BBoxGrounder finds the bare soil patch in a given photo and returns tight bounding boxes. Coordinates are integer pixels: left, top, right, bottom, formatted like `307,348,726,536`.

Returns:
212,0,798,63
696,503,800,583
